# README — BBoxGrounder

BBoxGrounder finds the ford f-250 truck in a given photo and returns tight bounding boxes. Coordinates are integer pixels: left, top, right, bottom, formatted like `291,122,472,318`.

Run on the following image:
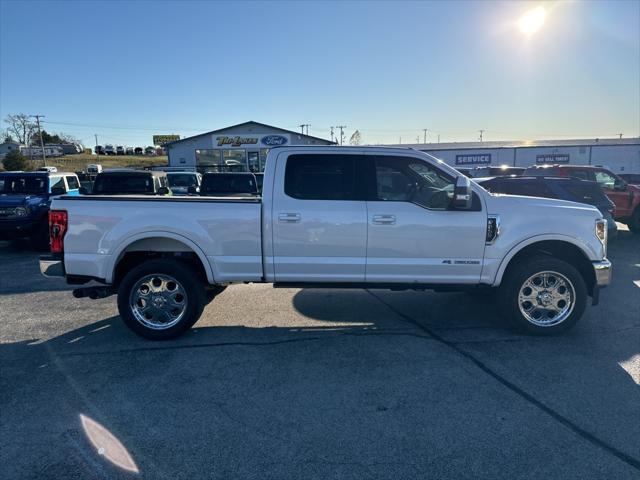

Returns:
40,146,612,339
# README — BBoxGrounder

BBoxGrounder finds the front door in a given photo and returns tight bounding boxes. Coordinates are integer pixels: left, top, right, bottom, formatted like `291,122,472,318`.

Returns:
271,153,368,282
594,169,634,217
365,154,487,284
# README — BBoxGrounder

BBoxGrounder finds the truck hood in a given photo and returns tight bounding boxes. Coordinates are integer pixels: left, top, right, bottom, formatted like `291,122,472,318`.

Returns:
485,193,602,217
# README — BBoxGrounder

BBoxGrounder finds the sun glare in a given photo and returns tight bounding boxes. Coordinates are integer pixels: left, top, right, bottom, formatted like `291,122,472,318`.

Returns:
518,6,546,36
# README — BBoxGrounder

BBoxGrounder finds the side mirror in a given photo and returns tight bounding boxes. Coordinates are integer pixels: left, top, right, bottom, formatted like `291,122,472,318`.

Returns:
452,176,473,210
79,186,89,195
613,179,627,191
51,186,67,196
157,187,170,195
187,186,198,195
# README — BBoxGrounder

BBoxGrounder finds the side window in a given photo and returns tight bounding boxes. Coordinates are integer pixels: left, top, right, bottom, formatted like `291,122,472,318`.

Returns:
284,154,356,200
372,156,454,210
567,170,589,181
594,171,616,189
66,176,79,190
49,176,65,192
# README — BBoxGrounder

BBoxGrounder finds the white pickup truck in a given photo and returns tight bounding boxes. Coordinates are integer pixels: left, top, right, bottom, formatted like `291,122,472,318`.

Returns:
40,146,611,339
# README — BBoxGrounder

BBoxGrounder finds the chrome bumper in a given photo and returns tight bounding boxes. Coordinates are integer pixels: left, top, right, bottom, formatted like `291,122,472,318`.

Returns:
593,259,612,287
39,255,65,278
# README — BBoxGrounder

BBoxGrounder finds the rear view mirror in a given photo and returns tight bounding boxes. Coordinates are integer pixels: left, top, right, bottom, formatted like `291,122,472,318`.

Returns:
452,176,473,210
614,179,627,191
51,186,67,196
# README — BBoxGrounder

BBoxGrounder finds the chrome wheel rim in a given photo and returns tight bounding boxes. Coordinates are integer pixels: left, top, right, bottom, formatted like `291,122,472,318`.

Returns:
129,274,188,330
518,271,575,327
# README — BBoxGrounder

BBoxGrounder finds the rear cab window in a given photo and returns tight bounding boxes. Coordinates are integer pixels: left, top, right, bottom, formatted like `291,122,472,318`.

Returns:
284,154,357,200
66,175,80,190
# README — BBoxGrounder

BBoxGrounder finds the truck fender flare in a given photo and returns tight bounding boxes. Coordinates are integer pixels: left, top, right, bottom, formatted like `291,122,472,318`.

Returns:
106,230,215,284
491,234,596,286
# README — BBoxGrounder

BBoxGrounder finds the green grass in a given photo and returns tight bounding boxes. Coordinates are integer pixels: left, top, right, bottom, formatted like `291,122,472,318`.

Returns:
18,154,169,172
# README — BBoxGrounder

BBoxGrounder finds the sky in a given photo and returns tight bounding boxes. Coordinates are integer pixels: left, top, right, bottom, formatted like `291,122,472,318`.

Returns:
0,0,639,148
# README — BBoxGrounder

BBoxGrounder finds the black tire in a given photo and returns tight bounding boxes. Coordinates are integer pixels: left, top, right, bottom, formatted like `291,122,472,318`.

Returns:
29,219,50,251
498,255,587,335
627,208,640,234
117,259,206,340
205,285,227,304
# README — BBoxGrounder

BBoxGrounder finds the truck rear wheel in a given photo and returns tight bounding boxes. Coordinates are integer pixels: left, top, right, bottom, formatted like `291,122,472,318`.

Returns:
627,208,640,234
117,259,206,340
499,256,587,335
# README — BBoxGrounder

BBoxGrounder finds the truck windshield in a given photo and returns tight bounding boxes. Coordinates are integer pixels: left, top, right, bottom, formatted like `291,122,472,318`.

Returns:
0,175,47,194
201,175,256,194
167,174,197,188
92,175,153,194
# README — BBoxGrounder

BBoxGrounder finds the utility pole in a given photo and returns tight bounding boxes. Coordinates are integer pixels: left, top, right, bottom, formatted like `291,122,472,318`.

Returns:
478,129,485,142
422,128,428,144
299,124,310,135
335,125,347,145
31,115,46,167
618,133,623,139
437,134,440,143
330,126,335,143
95,134,100,164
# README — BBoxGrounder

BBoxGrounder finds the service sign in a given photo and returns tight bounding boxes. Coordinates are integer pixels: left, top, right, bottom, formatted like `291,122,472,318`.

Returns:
536,153,570,164
455,153,492,165
153,135,180,146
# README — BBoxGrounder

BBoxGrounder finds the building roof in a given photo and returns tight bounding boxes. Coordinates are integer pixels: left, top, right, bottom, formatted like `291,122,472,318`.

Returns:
382,137,640,151
164,121,336,147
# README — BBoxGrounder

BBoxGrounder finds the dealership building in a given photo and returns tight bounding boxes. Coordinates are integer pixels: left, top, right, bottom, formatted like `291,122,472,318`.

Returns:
387,137,640,174
166,121,335,172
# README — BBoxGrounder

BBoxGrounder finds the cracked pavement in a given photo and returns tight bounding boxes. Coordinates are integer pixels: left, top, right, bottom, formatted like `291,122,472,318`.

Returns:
1,226,639,479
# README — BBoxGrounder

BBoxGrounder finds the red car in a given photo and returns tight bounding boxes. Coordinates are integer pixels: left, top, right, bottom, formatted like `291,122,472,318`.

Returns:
524,165,640,233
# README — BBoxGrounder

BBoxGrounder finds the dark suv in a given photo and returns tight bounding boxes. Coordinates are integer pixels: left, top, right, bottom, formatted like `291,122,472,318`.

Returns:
523,165,640,232
88,170,171,195
199,173,259,197
476,176,617,239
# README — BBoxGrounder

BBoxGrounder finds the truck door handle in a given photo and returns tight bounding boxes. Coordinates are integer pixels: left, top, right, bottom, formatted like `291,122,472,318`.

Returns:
372,214,396,225
278,213,301,223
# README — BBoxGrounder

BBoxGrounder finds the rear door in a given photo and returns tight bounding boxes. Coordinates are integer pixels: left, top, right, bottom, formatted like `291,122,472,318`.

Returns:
271,153,368,282
365,154,487,284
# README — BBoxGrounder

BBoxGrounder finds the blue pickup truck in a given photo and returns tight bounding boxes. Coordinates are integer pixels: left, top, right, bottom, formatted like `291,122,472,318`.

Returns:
0,171,81,249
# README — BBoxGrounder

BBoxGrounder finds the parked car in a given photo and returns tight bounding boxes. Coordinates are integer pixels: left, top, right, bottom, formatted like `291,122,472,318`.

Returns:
619,173,640,186
86,164,103,175
200,172,259,197
0,171,81,249
523,165,640,232
125,147,135,155
103,145,116,156
134,147,144,155
166,171,202,195
88,170,171,196
94,145,104,155
476,176,617,239
41,146,610,340
37,166,58,173
116,146,125,155
144,146,156,156
467,166,525,178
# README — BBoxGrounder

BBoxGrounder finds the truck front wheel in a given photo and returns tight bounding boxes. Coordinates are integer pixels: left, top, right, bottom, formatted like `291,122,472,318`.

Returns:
117,259,206,340
499,256,587,335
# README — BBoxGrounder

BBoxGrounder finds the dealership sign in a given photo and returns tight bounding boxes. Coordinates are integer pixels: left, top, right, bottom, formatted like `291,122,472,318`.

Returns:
216,136,259,147
153,134,180,146
536,153,570,164
261,135,288,146
455,153,492,165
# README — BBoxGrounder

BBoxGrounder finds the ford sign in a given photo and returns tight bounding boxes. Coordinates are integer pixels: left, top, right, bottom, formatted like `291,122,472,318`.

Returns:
261,135,288,146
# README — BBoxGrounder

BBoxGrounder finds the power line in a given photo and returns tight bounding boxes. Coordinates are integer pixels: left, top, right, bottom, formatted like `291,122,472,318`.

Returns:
335,125,347,146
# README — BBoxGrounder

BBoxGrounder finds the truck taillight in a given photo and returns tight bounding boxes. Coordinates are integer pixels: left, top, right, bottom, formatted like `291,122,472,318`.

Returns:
49,210,68,254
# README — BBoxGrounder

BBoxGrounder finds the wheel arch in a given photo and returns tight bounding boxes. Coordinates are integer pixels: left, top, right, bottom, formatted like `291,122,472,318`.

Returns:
107,231,215,285
494,238,596,296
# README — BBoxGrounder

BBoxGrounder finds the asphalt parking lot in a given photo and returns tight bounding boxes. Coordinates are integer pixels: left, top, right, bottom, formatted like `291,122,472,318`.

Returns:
1,227,639,480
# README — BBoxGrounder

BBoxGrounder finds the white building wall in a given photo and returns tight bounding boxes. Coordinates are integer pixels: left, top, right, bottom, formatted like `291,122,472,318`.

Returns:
591,145,640,174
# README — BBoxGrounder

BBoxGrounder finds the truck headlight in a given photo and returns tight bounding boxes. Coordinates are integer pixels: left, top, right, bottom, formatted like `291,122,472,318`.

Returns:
595,219,607,256
14,206,29,217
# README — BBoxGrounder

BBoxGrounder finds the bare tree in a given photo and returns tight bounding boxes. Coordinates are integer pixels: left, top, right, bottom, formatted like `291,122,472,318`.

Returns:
349,130,362,146
59,132,83,148
4,113,36,145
